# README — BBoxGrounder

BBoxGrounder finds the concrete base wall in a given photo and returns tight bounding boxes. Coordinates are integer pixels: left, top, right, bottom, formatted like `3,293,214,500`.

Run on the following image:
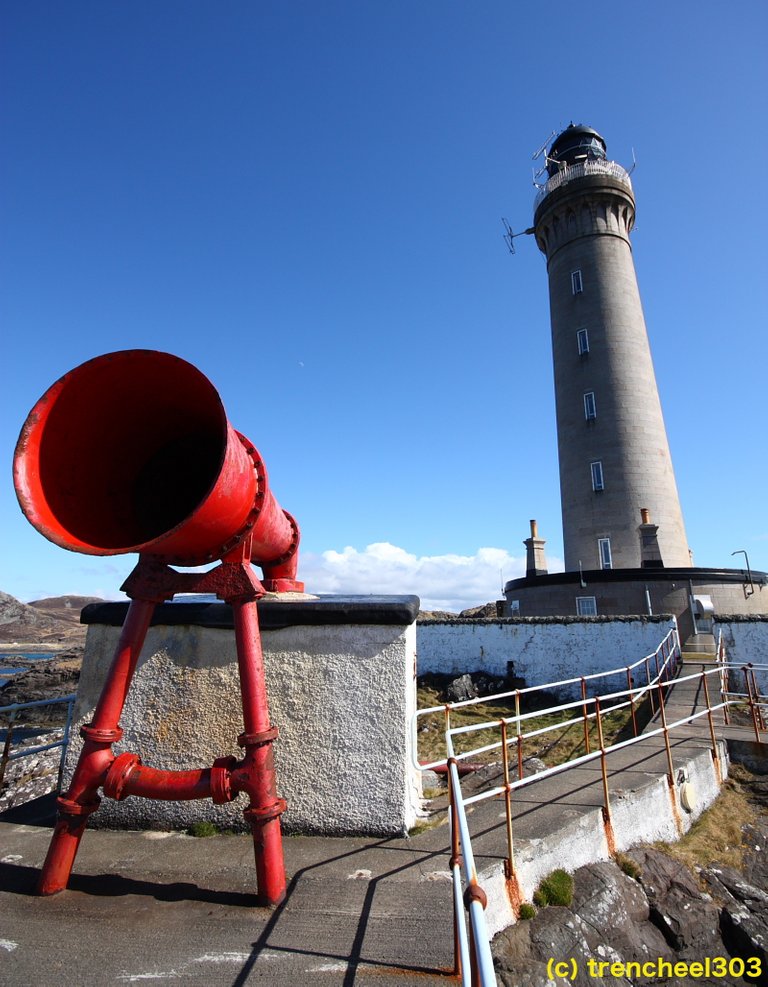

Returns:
417,616,676,698
66,606,421,836
483,741,729,938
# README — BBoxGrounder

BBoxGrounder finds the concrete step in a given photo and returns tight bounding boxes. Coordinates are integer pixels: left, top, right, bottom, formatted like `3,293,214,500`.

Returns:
682,633,716,655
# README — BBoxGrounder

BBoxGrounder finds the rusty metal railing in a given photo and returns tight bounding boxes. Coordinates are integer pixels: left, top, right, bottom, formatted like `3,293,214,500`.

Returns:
0,694,77,795
416,626,768,986
414,625,682,772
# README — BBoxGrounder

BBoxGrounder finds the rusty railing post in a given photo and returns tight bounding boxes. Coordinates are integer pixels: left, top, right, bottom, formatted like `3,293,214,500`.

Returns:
656,682,676,789
743,666,762,743
594,697,611,825
701,671,722,783
515,690,523,780
749,666,765,730
500,720,515,879
626,666,638,737
646,656,656,715
581,677,591,754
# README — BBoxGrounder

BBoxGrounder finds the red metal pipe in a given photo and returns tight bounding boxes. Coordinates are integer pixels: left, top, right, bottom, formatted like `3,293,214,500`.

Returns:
104,753,214,803
230,595,287,906
13,349,303,587
17,352,299,903
38,596,156,895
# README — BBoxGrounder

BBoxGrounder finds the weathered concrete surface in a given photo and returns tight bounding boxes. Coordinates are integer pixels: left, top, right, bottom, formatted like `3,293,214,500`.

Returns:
0,801,455,987
66,617,420,836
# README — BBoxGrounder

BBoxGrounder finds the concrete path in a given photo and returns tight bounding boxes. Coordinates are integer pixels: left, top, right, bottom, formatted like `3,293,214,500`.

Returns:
0,665,762,986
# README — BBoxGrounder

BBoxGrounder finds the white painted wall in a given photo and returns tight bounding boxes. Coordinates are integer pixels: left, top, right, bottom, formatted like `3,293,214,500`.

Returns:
417,617,677,698
66,620,421,836
716,619,768,694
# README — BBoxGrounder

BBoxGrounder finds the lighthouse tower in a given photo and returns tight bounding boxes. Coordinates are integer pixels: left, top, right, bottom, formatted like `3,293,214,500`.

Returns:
533,124,690,572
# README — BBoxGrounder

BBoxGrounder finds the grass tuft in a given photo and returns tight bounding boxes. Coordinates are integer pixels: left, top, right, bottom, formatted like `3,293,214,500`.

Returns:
533,868,573,907
614,852,641,880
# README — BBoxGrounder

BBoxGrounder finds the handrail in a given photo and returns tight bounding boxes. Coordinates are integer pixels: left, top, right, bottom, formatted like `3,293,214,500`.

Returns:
416,623,767,986
534,158,633,209
413,626,679,770
447,758,497,985
0,694,77,793
415,628,680,987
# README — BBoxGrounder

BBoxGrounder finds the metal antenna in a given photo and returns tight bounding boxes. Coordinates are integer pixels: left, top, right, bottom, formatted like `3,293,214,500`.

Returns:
627,146,637,176
532,130,557,161
502,219,535,255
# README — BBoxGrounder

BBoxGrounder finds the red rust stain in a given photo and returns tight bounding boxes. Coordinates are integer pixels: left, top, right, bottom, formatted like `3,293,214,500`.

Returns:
667,779,683,835
603,809,617,856
505,873,523,916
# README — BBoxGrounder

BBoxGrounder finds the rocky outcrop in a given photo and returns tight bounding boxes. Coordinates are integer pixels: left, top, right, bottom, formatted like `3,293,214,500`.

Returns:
493,835,768,986
0,650,82,722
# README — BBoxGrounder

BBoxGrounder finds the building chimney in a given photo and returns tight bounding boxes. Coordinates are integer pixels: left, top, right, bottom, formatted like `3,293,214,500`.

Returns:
524,519,549,577
638,508,664,569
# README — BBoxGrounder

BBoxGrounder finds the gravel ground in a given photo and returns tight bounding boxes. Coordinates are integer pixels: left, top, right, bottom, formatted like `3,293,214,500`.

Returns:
0,729,66,813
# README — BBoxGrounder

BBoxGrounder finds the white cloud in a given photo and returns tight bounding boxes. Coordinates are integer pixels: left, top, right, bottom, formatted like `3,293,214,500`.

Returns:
299,542,563,613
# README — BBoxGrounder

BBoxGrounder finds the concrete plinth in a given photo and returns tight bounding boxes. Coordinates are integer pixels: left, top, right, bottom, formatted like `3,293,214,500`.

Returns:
66,595,421,836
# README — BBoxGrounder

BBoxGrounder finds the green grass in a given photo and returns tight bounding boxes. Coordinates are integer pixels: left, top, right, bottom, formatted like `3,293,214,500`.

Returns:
533,868,574,907
652,764,759,872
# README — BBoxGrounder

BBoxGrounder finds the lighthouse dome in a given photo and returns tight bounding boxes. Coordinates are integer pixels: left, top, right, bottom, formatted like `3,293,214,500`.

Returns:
547,124,607,177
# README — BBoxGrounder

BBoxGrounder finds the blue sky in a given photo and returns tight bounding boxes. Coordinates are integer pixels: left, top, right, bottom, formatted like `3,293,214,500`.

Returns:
2,2,766,611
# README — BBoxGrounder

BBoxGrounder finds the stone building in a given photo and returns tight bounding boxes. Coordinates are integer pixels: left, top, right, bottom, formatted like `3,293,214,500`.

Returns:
504,125,766,631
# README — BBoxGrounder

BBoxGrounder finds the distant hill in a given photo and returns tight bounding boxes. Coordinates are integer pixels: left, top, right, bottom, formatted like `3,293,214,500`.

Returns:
0,592,102,646
29,596,105,626
418,602,502,621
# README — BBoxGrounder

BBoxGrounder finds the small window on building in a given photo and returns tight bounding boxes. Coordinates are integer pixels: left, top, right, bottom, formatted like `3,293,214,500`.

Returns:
591,460,604,491
571,270,583,294
584,391,597,420
577,328,589,355
509,600,520,614
576,596,597,616
598,537,613,570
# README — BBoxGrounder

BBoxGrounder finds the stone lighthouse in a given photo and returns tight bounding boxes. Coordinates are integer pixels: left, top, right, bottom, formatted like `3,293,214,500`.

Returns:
533,124,690,572
504,124,766,623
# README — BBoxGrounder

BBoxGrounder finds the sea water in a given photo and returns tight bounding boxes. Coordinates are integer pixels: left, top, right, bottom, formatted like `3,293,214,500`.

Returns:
0,652,57,690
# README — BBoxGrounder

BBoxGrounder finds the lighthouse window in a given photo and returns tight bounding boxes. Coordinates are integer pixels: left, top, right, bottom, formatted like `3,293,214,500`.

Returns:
571,270,583,294
577,328,589,355
584,391,597,420
591,460,604,491
598,537,613,570
576,596,598,616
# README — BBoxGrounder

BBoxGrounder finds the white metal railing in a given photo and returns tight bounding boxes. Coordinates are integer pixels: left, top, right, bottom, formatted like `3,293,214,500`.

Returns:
0,693,77,792
414,627,768,986
534,158,633,210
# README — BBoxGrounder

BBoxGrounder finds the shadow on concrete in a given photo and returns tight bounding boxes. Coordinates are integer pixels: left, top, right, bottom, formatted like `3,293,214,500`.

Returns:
0,859,259,908
232,835,454,987
0,791,57,826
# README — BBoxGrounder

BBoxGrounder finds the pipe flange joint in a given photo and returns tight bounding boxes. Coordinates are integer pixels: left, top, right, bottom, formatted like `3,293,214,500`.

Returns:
243,797,287,824
57,795,101,817
463,882,488,911
238,726,279,748
262,511,300,568
210,755,238,804
103,751,141,801
80,724,124,744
